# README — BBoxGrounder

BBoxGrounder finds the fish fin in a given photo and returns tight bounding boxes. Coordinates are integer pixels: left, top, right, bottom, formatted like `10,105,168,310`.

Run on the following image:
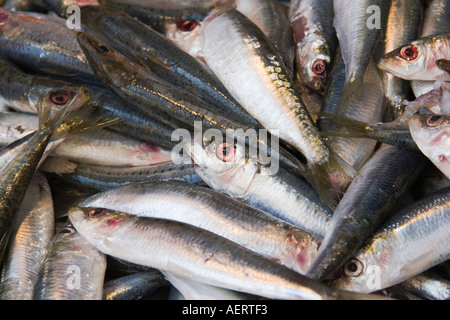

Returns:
436,59,450,74
341,75,365,106
31,87,91,133
306,150,356,210
319,113,371,138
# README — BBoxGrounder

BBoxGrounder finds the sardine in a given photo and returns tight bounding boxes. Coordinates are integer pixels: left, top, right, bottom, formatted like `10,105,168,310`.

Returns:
75,180,322,275
330,186,450,293
306,144,427,280
68,207,389,300
289,0,336,93
408,113,450,179
0,171,54,300
378,32,450,81
199,7,355,208
33,223,107,300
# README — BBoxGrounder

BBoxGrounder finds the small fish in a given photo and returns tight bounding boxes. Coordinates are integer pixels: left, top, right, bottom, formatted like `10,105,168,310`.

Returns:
103,270,169,300
0,172,54,300
33,223,107,300
330,186,450,293
68,207,389,300
408,113,450,179
288,0,336,93
75,181,323,275
306,144,427,280
378,32,450,81
395,270,450,300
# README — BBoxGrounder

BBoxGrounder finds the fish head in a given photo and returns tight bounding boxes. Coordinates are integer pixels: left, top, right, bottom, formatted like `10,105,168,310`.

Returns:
164,19,205,63
184,132,259,198
76,32,141,86
296,38,331,94
69,206,130,238
409,113,450,175
378,41,426,80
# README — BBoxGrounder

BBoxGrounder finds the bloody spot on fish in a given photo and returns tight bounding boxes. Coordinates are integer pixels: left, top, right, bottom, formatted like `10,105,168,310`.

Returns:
15,125,24,134
140,143,160,153
0,11,9,24
106,217,124,227
291,16,309,43
439,154,447,162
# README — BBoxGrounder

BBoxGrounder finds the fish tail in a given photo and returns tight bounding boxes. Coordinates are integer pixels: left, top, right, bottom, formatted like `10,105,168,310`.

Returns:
306,151,356,210
319,113,371,138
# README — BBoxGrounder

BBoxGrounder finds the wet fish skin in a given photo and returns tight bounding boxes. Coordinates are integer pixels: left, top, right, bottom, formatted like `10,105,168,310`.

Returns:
184,135,333,238
0,171,54,300
43,161,202,192
79,6,260,128
0,87,90,264
200,6,355,209
330,186,450,293
0,112,38,146
76,180,323,275
396,270,450,300
307,144,427,280
68,207,390,300
0,8,97,82
408,113,450,180
49,129,173,167
378,32,450,81
382,0,424,121
33,223,107,300
289,0,336,94
103,270,169,300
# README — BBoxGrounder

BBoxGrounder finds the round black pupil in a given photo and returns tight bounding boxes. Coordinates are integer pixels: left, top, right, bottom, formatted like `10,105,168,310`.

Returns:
430,116,441,123
92,209,103,216
182,21,195,31
404,48,413,57
316,64,323,71
60,228,72,234
223,147,230,155
55,95,64,102
99,45,109,52
347,262,358,273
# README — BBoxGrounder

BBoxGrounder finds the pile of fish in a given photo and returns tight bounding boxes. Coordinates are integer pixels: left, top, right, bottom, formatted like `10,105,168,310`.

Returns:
0,0,449,300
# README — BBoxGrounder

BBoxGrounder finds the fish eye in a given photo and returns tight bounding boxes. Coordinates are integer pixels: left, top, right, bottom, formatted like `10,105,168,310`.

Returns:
59,227,76,237
426,115,443,127
216,143,235,162
399,45,418,61
312,60,326,75
50,90,71,105
99,45,109,53
89,208,106,218
343,258,364,277
179,20,198,32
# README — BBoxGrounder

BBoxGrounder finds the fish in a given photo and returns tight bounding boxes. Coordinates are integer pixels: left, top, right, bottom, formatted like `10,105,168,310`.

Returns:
0,86,90,264
68,207,390,300
33,223,107,300
76,31,308,180
0,112,38,146
288,0,337,93
163,272,249,300
79,6,261,128
184,133,333,237
42,160,202,192
49,129,173,167
382,0,424,121
333,0,385,103
408,113,450,180
38,0,100,18
0,171,54,300
411,0,450,97
330,186,450,293
0,9,97,82
306,144,427,280
395,270,450,300
103,270,169,300
199,6,355,208
75,180,323,275
378,32,450,81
